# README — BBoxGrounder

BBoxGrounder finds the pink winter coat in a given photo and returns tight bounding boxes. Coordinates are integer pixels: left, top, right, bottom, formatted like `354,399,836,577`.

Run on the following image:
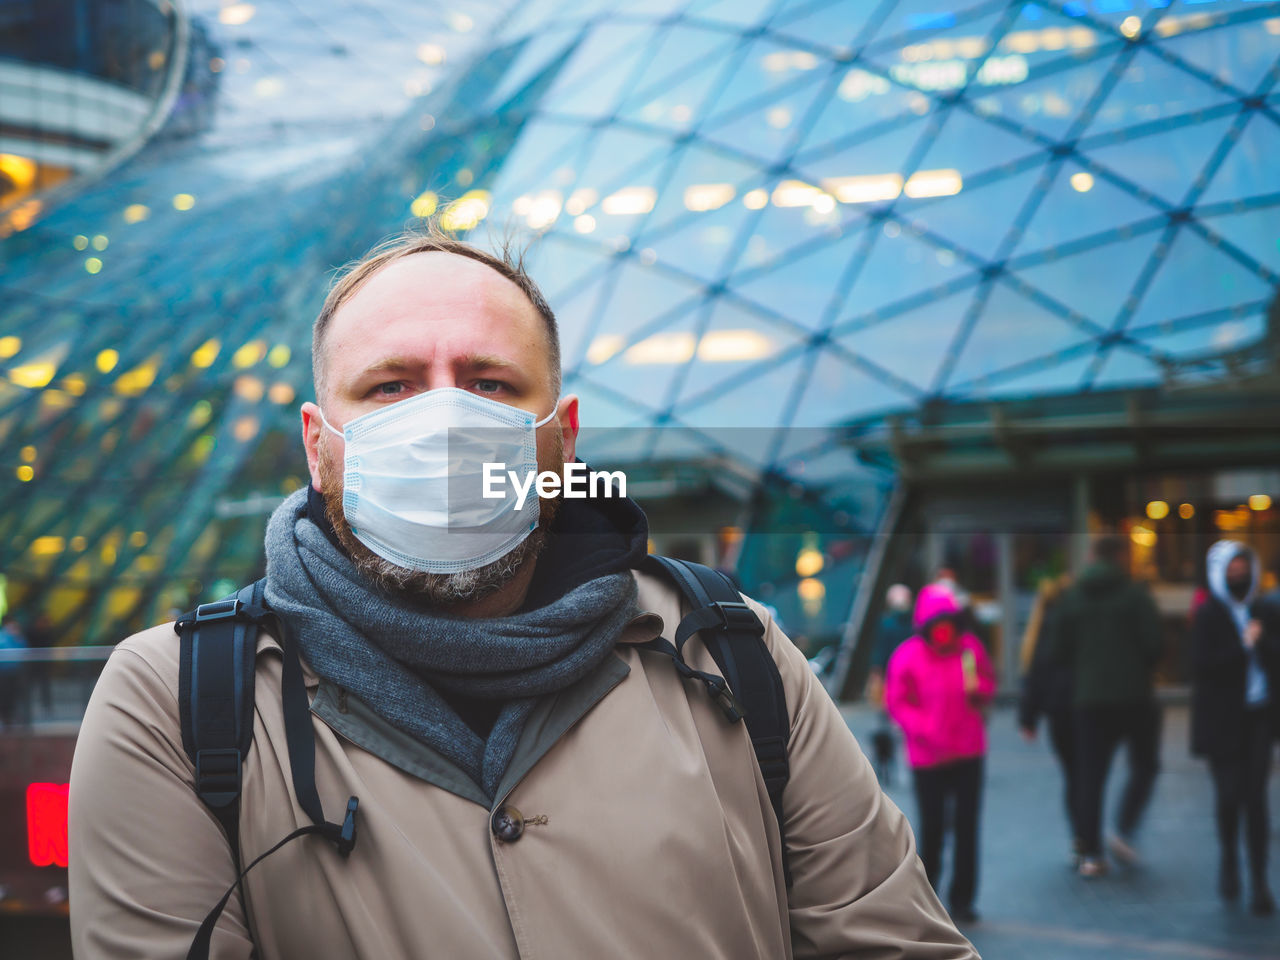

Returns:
885,585,997,769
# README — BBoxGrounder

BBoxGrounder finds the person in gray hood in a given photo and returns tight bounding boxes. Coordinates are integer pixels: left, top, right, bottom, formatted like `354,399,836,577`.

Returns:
1190,540,1279,915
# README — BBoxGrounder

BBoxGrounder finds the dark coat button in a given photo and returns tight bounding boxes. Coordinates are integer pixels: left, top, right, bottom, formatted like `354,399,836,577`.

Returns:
491,805,524,843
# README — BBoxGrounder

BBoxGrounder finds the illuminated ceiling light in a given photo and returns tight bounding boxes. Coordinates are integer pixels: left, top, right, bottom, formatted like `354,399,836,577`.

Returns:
188,400,213,428
797,577,826,601
96,349,119,373
173,193,196,211
771,180,828,208
1119,16,1142,39
811,193,836,215
512,195,532,216
85,257,103,274
420,114,436,130
573,214,597,234
743,188,769,210
439,190,491,231
455,168,474,187
73,235,88,250
670,104,693,125
0,153,36,193
129,530,148,548
9,362,56,388
601,186,656,216
1250,494,1273,511
20,446,36,462
417,43,446,66
0,335,19,358
16,465,34,482
525,190,563,230
449,11,474,31
762,51,789,72
268,382,295,405
148,50,166,70
1178,503,1195,519
766,107,793,129
1070,171,1095,192
31,536,65,556
254,77,285,98
564,188,597,216
824,173,903,204
795,547,824,578
1145,500,1170,520
123,204,150,224
267,344,291,368
586,335,625,365
838,69,890,102
114,361,157,397
1265,18,1280,36
1130,524,1157,548
191,339,220,368
1041,27,1067,51
696,329,775,363
233,415,260,442
232,340,267,368
904,169,963,198
70,536,86,551
234,376,264,402
410,190,438,218
683,183,735,212
218,3,255,25
63,373,86,396
624,332,696,365
92,234,109,251
210,57,226,72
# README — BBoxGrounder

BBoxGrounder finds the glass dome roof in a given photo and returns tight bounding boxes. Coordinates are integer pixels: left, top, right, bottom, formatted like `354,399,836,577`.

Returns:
1,0,1277,641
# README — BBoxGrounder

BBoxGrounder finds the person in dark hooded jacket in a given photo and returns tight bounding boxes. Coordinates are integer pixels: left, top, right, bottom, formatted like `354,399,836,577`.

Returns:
1046,536,1163,878
1191,540,1279,915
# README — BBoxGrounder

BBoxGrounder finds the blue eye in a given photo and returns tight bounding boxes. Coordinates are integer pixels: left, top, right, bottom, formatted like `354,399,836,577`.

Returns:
376,382,404,396
475,380,502,394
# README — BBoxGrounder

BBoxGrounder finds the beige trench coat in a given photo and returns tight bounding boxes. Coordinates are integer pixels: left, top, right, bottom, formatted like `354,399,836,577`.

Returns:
69,570,977,958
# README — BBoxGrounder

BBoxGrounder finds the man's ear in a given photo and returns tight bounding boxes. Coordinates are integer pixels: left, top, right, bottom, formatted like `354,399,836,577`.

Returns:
557,394,580,463
301,401,327,491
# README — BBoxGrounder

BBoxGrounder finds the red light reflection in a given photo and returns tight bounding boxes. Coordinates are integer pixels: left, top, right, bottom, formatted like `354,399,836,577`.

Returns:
27,782,70,867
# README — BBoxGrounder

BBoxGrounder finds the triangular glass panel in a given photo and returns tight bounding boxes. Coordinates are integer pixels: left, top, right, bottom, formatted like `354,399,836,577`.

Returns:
944,282,1098,391
841,225,972,320
677,351,809,437
688,0,776,28
912,106,1043,180
702,77,829,164
1015,158,1160,255
788,347,915,428
793,67,938,157
617,27,739,132
673,297,807,407
861,6,1016,84
837,289,973,392
1131,311,1266,361
900,165,1043,260
1087,113,1236,207
581,303,703,407
1196,114,1280,207
487,119,587,202
1158,18,1277,98
1083,48,1236,138
528,235,613,305
486,27,580,110
963,53,1116,143
637,194,762,282
796,116,930,185
1127,227,1274,329
575,260,704,366
1200,205,1280,276
986,3,1125,75
772,0,880,52
1017,233,1161,325
701,38,830,127
637,142,761,237
982,350,1097,400
569,376,659,432
1087,346,1166,391
730,226,869,332
540,22,656,118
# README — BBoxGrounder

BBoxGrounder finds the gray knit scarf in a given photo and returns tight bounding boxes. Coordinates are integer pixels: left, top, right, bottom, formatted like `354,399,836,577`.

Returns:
263,489,639,798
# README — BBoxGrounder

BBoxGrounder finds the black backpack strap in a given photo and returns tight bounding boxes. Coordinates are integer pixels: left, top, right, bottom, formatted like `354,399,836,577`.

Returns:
176,581,360,960
176,580,267,874
641,555,793,888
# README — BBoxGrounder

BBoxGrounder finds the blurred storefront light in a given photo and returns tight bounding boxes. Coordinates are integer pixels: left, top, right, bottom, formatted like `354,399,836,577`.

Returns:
601,186,656,216
1131,525,1157,548
9,362,56,388
1070,172,1095,193
191,339,220,368
268,344,291,368
440,190,490,230
1249,494,1272,512
524,190,563,229
123,204,150,223
410,190,439,218
172,193,196,211
31,536,65,557
268,382,295,405
417,43,446,65
232,340,267,369
0,335,20,358
1178,503,1195,520
84,257,103,274
114,361,157,396
16,465,34,482
96,349,119,373
1145,500,1170,520
795,546,824,578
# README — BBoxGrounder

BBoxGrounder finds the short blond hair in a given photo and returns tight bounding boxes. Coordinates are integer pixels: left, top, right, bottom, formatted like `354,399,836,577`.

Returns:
312,220,560,402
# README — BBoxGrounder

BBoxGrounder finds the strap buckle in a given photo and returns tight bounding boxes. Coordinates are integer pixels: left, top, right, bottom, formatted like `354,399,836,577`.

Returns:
337,796,360,857
195,748,242,809
708,601,763,636
703,674,746,724
195,598,243,623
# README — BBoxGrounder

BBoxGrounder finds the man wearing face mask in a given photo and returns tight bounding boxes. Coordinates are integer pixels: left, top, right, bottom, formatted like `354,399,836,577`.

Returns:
69,227,975,959
1191,540,1279,915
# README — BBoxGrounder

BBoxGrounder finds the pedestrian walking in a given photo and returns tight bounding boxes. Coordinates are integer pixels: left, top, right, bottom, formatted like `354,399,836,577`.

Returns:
1047,535,1163,878
886,583,997,923
1017,573,1078,864
1190,540,1278,915
866,584,914,784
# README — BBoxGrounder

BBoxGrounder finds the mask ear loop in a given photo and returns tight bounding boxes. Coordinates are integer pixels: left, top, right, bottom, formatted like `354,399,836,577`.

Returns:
318,410,345,439
534,400,559,429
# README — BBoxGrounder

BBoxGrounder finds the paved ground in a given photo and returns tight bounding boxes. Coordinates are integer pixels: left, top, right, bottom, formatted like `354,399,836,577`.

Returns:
843,703,1280,959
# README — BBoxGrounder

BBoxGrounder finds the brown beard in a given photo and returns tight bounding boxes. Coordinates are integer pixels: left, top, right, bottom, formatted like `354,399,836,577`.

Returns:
317,426,563,607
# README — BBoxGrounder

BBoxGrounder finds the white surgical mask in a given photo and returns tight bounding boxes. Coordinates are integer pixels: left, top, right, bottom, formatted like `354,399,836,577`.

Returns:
321,388,557,573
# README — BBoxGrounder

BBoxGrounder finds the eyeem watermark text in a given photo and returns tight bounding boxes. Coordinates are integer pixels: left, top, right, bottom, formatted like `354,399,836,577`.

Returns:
483,462,626,510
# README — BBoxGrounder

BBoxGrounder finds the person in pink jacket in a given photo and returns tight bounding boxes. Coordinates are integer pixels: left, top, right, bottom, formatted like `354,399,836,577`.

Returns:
886,583,997,924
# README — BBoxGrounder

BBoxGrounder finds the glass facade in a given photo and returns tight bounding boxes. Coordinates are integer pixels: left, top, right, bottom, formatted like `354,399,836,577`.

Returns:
1,0,1278,644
